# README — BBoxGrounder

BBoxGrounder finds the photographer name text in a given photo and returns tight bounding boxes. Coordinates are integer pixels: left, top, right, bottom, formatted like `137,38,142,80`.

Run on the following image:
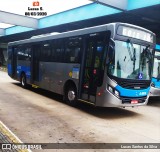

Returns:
25,1,47,17
121,144,158,149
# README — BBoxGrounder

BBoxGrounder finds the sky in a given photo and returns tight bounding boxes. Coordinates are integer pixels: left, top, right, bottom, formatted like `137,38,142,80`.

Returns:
0,0,92,29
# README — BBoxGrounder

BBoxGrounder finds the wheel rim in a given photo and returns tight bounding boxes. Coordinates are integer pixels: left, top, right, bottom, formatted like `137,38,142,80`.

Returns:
22,76,25,86
68,90,75,101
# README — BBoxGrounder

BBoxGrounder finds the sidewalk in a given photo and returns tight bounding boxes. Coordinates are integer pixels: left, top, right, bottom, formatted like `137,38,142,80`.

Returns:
0,121,29,152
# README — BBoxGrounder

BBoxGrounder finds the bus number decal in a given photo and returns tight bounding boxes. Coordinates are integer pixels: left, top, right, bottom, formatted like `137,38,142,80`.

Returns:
72,68,79,79
139,92,147,96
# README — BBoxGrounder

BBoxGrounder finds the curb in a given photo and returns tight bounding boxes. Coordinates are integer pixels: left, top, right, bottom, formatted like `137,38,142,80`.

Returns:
0,121,32,152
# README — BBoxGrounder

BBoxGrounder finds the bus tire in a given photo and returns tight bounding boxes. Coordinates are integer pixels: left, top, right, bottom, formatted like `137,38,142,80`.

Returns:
65,86,77,106
21,73,27,88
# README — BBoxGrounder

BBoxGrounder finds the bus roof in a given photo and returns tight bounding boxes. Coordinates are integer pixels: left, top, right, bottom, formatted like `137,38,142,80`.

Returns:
8,22,155,46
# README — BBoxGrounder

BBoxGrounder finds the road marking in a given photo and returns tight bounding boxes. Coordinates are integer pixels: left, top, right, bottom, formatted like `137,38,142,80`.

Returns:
0,121,32,152
78,99,95,105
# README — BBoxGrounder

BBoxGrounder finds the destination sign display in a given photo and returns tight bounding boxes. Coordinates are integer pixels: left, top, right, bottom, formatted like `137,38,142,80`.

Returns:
117,25,154,43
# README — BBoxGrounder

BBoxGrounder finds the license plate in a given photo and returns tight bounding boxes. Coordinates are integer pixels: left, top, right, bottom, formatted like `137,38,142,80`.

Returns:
131,100,138,104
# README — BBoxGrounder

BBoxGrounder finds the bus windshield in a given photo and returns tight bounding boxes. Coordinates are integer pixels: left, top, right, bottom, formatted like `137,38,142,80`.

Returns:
108,40,154,80
153,51,160,78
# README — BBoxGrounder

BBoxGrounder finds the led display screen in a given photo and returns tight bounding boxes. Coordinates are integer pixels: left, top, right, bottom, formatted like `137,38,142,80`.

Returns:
117,25,154,43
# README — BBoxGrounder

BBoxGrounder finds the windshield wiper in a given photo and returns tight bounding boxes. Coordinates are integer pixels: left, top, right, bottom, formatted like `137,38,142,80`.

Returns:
126,39,136,61
141,45,153,77
142,45,151,60
126,39,136,71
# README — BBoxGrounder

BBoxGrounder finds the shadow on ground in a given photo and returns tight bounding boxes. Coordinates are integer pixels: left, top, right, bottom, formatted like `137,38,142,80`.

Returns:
147,97,160,107
12,82,141,119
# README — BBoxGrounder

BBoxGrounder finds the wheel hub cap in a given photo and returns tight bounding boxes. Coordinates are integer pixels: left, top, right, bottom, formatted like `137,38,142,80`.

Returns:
22,77,25,86
68,91,75,101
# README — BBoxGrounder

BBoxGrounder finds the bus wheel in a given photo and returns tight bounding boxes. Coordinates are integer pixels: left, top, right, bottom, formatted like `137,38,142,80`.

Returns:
65,86,77,106
21,74,27,88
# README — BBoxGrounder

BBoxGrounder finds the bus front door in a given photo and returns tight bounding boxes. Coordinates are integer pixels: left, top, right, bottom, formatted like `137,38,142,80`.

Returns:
81,33,106,104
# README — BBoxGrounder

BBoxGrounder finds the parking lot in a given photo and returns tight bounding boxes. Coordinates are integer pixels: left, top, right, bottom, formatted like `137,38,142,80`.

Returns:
0,71,160,152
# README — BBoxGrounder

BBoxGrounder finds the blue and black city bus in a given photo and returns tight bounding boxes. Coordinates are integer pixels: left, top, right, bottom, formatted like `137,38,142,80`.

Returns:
7,23,156,107
150,44,160,96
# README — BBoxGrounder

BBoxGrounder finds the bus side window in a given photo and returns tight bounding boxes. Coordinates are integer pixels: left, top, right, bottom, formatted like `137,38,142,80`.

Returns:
65,37,82,63
51,40,55,62
17,46,31,61
52,39,64,62
17,46,23,60
25,47,31,61
40,42,51,62
17,46,26,61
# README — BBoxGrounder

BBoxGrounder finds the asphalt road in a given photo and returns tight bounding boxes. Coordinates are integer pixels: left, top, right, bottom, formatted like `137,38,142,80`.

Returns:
0,71,160,152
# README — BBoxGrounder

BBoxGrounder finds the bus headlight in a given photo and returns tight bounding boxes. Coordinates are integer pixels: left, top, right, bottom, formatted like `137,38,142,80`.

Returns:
114,90,120,97
107,85,120,98
151,82,155,87
108,85,113,93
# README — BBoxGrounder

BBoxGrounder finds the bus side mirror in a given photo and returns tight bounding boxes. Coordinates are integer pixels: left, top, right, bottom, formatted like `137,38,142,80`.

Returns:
106,38,115,64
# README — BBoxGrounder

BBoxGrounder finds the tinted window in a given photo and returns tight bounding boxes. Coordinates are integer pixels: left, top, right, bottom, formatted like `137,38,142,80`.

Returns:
40,42,51,62
65,37,82,63
51,39,64,62
17,46,31,61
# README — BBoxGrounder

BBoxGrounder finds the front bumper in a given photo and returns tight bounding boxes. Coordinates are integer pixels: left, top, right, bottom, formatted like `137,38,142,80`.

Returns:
96,90,149,107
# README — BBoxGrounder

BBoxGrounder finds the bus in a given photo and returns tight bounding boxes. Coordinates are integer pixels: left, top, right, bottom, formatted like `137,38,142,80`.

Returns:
150,45,160,96
7,23,156,107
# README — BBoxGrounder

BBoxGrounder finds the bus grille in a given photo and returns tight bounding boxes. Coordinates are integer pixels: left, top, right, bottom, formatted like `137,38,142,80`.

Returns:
121,96,147,104
108,75,151,89
119,80,150,89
